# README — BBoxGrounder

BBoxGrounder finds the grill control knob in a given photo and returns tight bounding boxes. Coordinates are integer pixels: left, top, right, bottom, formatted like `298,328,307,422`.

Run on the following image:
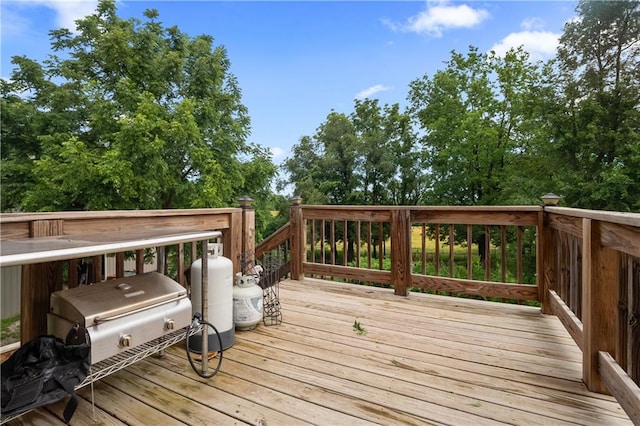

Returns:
165,319,175,330
119,334,132,347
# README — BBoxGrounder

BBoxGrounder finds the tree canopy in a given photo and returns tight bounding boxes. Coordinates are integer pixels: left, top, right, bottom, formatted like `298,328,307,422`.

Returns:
282,0,639,212
2,0,638,218
1,0,276,213
547,0,640,211
281,100,427,206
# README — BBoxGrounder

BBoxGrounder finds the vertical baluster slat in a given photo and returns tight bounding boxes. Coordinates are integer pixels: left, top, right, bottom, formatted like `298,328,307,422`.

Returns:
485,225,491,281
501,225,507,283
434,224,440,277
449,225,454,278
467,225,473,280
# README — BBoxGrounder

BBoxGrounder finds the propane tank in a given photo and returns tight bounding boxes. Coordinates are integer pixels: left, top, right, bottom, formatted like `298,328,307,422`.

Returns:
233,272,263,330
189,243,234,352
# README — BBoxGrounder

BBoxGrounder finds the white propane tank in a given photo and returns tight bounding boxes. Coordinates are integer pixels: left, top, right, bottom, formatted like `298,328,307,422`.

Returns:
190,243,234,352
233,272,263,330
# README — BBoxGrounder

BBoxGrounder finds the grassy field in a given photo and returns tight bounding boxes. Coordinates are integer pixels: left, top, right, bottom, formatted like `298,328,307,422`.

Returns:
1,314,20,346
410,225,477,253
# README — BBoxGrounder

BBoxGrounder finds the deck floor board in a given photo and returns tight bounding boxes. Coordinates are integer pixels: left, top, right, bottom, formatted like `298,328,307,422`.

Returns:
4,278,633,425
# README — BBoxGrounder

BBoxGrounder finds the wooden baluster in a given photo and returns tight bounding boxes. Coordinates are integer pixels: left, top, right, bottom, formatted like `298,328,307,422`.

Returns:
136,249,145,274
434,224,440,277
501,225,507,284
517,226,523,284
177,243,185,285
449,225,454,279
356,221,361,269
367,221,372,270
484,225,491,281
116,252,125,279
343,220,348,267
378,222,384,271
467,225,473,280
422,224,428,275
68,258,79,288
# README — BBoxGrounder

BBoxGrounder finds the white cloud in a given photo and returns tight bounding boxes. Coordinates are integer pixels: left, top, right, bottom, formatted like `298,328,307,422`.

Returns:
521,17,545,31
5,0,98,33
491,30,559,61
270,147,285,159
355,84,390,100
384,1,490,38
47,0,98,31
46,0,98,32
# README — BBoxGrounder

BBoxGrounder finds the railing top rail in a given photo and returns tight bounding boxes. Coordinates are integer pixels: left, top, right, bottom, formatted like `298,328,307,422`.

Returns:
0,208,240,224
299,205,542,212
544,206,640,227
255,222,290,259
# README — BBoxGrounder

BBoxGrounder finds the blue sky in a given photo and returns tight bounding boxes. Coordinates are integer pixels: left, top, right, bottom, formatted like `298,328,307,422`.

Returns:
1,1,578,166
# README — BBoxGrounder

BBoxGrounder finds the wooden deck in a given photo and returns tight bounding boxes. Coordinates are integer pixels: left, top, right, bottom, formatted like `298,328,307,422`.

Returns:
7,278,633,425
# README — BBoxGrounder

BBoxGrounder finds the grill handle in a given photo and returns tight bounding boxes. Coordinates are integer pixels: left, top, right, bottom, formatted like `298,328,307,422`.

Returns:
93,294,188,324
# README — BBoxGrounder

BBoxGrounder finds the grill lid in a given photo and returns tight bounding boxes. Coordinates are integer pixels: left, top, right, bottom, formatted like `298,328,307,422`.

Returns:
50,272,187,326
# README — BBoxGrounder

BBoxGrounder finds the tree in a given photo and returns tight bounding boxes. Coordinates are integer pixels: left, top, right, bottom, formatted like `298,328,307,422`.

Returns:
408,46,545,206
279,135,327,204
351,99,394,205
383,103,428,205
315,111,361,205
1,0,275,212
546,0,640,211
349,99,427,206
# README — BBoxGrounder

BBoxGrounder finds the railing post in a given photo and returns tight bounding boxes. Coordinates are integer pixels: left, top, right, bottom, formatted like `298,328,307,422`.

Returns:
290,196,304,281
582,218,619,394
391,208,412,296
539,209,555,314
21,220,64,343
238,196,256,270
226,208,243,275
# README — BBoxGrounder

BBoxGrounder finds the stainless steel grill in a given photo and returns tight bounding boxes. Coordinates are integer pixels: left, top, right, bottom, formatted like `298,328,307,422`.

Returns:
47,272,192,365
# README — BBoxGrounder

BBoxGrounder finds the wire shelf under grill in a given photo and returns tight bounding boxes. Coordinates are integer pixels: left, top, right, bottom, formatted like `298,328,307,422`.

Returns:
79,324,203,388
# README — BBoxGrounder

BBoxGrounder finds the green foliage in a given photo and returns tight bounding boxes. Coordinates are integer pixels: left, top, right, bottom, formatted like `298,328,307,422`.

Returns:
352,319,367,335
282,1,638,213
409,46,544,206
258,194,291,241
1,0,276,213
0,315,21,344
546,0,640,211
281,100,427,207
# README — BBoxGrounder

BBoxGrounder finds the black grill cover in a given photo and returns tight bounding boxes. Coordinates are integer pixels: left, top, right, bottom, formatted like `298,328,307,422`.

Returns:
1,335,90,424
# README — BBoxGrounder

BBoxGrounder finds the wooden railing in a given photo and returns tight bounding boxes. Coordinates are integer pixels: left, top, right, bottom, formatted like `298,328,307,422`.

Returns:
540,206,640,422
3,203,638,420
254,222,291,287
287,204,540,301
0,207,254,343
256,201,640,421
